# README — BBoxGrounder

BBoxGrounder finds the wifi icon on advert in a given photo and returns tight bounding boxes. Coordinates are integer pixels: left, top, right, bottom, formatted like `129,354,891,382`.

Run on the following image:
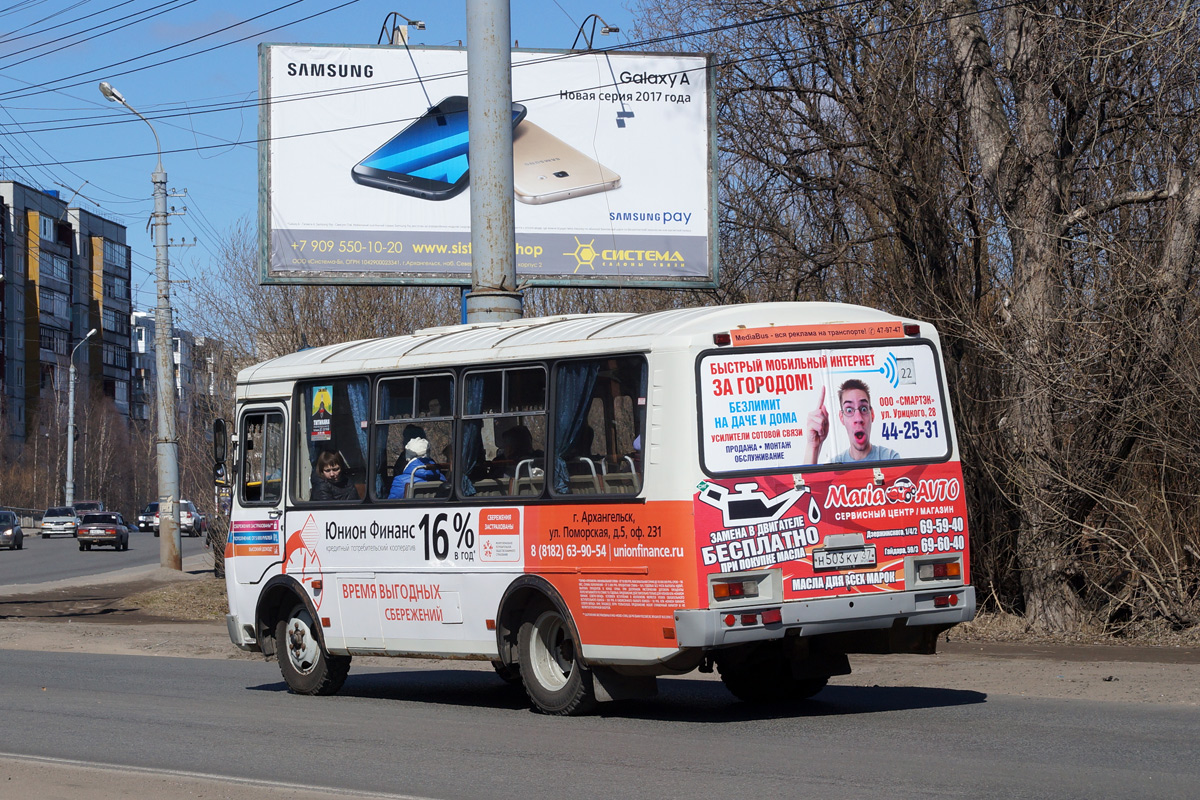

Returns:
879,353,899,388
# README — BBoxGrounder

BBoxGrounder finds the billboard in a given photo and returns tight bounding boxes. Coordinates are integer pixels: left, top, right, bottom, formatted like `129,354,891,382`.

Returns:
259,44,716,287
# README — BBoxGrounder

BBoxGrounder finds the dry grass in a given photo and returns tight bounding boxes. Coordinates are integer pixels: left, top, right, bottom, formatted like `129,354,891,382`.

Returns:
951,610,1200,648
126,577,229,621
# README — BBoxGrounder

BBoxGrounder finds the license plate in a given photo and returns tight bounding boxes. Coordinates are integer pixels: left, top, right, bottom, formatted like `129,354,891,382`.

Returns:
813,545,877,571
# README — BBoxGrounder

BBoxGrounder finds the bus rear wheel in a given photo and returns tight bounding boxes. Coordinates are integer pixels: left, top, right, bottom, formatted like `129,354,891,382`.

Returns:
518,603,596,715
718,643,829,703
275,603,350,696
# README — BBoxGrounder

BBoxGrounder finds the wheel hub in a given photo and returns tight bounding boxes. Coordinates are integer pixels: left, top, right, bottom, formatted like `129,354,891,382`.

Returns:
530,610,575,691
286,616,320,675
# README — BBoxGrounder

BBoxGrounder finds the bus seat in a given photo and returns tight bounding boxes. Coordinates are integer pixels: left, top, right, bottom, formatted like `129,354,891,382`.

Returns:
471,478,505,496
566,458,601,493
410,480,443,499
511,458,544,496
604,460,641,494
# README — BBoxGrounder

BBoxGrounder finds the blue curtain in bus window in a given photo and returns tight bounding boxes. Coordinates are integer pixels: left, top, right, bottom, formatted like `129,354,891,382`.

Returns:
460,376,485,497
346,381,370,480
553,362,599,493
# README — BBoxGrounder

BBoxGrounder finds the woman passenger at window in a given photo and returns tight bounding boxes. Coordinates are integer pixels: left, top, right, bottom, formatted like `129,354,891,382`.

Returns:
311,450,359,501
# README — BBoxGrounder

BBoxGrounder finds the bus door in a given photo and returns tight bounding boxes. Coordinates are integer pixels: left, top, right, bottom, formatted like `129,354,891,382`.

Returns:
233,405,288,585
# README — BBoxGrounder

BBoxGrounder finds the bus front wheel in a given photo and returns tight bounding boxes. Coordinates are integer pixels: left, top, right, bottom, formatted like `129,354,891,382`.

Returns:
518,603,596,715
275,604,350,696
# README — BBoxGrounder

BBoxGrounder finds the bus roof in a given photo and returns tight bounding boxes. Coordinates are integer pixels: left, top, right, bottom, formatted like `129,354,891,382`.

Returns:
237,301,909,387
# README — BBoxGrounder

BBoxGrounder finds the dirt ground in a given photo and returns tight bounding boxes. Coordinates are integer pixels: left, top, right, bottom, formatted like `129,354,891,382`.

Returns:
1,564,1198,706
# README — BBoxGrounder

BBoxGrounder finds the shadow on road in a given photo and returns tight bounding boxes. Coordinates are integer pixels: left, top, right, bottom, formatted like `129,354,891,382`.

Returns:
247,666,987,720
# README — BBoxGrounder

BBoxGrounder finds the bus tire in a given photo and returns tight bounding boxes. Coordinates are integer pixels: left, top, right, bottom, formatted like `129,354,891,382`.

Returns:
275,604,350,696
718,644,829,703
517,603,596,715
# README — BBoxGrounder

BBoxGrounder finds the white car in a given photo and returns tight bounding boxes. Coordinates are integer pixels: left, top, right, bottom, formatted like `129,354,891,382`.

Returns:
41,506,79,538
153,500,203,537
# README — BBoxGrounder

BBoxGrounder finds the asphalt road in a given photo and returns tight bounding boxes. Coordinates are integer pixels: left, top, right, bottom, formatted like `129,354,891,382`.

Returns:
0,647,1195,800
0,528,212,588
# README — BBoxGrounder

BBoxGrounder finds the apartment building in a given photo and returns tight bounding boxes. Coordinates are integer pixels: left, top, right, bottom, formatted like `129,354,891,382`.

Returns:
130,310,197,422
0,181,132,441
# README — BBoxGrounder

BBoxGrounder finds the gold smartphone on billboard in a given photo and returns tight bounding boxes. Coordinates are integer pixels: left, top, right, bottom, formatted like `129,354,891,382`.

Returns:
512,121,621,204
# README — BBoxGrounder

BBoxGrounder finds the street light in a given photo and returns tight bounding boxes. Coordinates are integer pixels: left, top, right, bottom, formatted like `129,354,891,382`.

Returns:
64,328,97,508
378,12,425,45
99,80,182,571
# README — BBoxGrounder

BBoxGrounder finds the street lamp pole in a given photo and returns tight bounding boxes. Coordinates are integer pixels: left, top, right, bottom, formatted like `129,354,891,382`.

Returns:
99,81,181,571
64,328,97,507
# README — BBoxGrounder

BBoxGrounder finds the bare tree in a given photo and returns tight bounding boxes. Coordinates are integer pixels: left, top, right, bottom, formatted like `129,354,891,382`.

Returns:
629,0,1200,632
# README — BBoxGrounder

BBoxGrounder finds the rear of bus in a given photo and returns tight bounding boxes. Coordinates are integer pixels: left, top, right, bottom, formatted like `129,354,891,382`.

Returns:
679,312,974,700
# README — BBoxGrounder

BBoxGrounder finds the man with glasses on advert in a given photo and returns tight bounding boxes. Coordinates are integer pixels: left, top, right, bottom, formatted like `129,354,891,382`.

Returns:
802,379,900,464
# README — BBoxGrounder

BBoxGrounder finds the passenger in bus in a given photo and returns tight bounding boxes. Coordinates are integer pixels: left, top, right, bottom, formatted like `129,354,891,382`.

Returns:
388,433,446,499
564,425,595,461
311,450,360,501
492,424,539,478
802,379,899,464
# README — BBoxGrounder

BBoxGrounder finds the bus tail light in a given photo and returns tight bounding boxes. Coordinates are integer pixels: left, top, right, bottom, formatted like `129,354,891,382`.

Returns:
713,332,732,346
933,594,959,608
760,608,782,625
904,323,921,336
918,561,961,581
712,579,759,600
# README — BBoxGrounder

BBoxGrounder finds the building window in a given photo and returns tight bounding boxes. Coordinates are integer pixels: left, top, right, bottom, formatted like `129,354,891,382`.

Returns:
39,286,70,319
43,253,70,282
39,325,69,356
102,342,129,370
103,274,129,301
39,215,55,241
102,307,130,337
102,239,130,271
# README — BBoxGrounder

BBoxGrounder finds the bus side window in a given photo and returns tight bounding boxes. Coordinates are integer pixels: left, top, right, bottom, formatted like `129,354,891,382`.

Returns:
295,379,370,503
375,373,455,501
461,367,546,497
551,356,646,496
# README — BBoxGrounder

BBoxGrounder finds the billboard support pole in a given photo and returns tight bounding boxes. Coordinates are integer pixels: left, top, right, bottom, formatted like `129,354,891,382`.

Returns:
465,0,522,322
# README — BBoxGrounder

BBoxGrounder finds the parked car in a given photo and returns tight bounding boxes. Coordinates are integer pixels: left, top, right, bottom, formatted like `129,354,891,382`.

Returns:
152,500,203,537
137,502,159,533
0,511,24,550
76,512,130,551
41,506,79,538
73,500,104,513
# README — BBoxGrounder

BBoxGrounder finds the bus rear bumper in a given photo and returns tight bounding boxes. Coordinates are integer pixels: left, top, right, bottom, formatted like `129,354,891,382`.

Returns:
673,585,976,649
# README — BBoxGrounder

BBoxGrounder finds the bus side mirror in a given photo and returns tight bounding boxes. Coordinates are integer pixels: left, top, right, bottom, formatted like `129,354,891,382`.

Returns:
213,418,228,464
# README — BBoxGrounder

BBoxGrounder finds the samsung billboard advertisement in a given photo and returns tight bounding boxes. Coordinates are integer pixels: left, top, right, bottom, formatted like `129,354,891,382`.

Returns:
260,44,716,287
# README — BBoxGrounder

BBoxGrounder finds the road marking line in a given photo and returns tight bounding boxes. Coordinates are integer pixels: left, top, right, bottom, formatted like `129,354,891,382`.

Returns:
0,752,441,800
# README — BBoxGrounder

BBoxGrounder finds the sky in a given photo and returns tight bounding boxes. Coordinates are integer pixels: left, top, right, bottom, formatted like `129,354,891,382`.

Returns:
0,0,641,317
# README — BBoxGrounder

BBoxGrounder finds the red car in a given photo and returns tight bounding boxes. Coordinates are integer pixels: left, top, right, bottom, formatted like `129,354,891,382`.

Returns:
885,477,917,504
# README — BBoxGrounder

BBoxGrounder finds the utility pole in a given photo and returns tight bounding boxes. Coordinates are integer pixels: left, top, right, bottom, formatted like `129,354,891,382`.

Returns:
100,81,182,570
64,328,97,507
464,0,522,323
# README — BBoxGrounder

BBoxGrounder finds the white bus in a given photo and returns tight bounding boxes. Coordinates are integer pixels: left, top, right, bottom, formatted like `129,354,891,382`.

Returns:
215,302,974,714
